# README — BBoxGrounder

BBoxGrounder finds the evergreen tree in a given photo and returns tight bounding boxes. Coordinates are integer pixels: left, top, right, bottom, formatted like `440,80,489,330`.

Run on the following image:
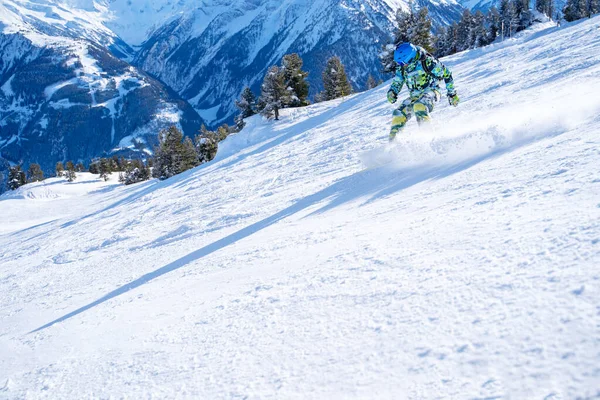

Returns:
413,7,434,53
89,160,99,174
121,159,151,185
548,0,556,19
380,6,435,71
447,23,459,54
590,0,600,15
152,126,200,180
513,0,531,31
535,0,555,16
500,0,518,38
321,56,353,101
395,8,414,44
65,161,76,182
99,158,112,181
380,8,412,73
8,165,26,190
181,136,199,171
366,74,378,90
195,126,218,164
109,156,119,172
27,163,44,183
216,124,230,142
472,10,488,47
259,66,286,120
281,53,310,107
55,161,64,177
457,9,474,51
75,162,85,172
234,87,257,130
434,27,448,57
563,0,589,20
487,7,501,43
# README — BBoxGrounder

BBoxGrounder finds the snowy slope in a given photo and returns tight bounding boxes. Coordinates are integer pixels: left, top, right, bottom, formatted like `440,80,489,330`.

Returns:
1,17,600,398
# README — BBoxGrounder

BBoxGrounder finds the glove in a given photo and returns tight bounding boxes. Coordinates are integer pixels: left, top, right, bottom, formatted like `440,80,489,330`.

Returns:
448,92,459,107
387,89,398,104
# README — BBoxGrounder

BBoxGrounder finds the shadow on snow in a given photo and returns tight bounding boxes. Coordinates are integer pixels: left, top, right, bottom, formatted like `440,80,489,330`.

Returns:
29,107,580,334
30,142,515,334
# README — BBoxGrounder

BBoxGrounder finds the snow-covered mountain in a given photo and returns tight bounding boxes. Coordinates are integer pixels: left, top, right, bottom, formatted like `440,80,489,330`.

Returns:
1,16,599,398
0,0,204,177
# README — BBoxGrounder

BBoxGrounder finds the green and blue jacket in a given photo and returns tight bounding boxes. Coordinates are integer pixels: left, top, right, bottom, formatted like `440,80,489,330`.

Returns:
389,47,455,98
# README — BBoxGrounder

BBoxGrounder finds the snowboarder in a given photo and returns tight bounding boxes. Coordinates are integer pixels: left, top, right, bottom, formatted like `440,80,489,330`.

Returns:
387,42,459,141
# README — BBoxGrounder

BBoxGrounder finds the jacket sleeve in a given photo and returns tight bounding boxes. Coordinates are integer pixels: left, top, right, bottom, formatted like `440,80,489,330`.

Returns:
389,69,405,95
424,55,456,95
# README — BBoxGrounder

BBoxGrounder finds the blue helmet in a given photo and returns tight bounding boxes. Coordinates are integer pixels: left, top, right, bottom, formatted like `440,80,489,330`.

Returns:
394,42,417,66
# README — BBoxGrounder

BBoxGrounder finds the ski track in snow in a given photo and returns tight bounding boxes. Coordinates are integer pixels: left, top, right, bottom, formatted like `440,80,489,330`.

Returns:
1,18,600,399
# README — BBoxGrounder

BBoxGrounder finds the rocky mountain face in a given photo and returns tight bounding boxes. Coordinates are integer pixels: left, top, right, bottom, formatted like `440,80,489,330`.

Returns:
0,0,463,188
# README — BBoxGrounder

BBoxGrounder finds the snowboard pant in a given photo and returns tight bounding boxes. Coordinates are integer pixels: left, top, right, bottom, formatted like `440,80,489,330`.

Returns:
390,90,440,140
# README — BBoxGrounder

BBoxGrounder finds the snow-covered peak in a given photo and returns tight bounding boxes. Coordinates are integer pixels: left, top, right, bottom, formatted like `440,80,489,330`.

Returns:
0,0,117,46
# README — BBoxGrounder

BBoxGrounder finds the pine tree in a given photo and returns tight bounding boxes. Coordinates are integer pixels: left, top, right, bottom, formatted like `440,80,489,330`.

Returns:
27,163,44,183
181,137,199,171
487,7,501,43
152,126,200,180
380,6,436,71
457,9,474,51
8,165,26,190
547,0,555,19
216,125,230,142
88,160,99,174
563,0,576,20
65,161,76,182
413,7,434,53
500,0,518,38
536,0,550,15
513,0,531,31
447,23,459,54
321,56,353,101
563,0,589,20
55,161,64,177
380,8,413,74
434,27,448,57
472,10,488,47
234,87,257,130
259,66,286,120
75,162,85,172
395,8,414,44
590,0,600,15
281,53,310,107
141,161,152,181
121,159,152,185
99,158,112,181
366,74,378,90
195,126,218,164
